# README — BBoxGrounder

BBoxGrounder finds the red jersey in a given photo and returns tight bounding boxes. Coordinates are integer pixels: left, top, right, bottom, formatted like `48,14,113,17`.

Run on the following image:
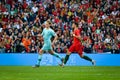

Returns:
73,29,81,44
69,28,83,56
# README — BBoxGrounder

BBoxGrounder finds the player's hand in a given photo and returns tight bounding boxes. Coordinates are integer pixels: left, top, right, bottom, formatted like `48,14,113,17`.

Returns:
73,34,75,37
37,34,42,37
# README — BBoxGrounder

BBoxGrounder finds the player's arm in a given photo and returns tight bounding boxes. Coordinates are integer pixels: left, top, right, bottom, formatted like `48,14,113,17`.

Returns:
51,29,58,45
52,35,58,45
37,34,42,37
73,34,82,41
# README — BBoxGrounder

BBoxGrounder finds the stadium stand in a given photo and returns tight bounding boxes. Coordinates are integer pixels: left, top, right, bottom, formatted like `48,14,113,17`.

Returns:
0,0,120,53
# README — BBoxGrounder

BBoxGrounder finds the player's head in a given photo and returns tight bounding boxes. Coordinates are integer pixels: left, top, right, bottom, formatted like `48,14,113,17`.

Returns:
72,22,78,28
45,21,49,28
45,20,51,28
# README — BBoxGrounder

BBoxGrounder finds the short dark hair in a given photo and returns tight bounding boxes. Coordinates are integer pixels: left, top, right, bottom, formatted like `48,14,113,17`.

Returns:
73,22,78,27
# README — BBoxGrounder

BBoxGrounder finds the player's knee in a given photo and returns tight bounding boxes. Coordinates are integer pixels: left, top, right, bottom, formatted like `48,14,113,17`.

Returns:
67,51,71,55
48,50,54,54
79,52,83,58
39,50,43,54
80,54,83,58
78,50,83,57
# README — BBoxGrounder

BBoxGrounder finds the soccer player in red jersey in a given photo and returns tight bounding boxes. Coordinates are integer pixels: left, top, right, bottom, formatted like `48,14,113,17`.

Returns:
61,22,95,67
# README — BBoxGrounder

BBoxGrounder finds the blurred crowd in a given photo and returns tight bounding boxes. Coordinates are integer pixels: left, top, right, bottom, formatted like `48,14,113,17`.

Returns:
0,0,120,53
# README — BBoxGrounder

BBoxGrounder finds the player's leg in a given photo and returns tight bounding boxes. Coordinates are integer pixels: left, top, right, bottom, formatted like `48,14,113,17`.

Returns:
36,49,44,65
63,44,75,65
78,47,96,66
64,49,71,64
48,50,62,61
80,54,96,66
33,42,49,67
59,49,71,67
33,49,44,67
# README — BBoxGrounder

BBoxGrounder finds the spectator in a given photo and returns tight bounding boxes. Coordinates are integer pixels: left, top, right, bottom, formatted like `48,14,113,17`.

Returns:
32,3,38,13
83,36,93,53
104,35,112,44
22,33,31,53
30,43,36,53
0,38,5,53
0,0,119,53
4,35,12,53
55,44,62,53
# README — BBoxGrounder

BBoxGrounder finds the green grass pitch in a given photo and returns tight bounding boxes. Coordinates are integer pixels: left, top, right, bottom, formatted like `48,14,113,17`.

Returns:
0,66,120,80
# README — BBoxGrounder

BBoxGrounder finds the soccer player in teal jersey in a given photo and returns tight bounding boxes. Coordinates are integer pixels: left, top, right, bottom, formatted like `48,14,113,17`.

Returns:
33,20,63,67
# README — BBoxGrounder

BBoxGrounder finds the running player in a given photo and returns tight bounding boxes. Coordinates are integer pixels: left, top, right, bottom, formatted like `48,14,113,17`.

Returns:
61,22,95,67
33,20,63,67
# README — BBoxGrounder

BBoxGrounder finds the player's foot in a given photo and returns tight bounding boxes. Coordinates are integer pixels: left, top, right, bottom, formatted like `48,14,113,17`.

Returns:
59,58,65,67
59,63,64,68
92,60,96,66
61,58,65,63
32,64,40,68
59,58,65,68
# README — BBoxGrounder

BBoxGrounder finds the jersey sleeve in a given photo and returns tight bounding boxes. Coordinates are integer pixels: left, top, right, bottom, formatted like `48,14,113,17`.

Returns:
51,29,56,37
75,30,80,36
